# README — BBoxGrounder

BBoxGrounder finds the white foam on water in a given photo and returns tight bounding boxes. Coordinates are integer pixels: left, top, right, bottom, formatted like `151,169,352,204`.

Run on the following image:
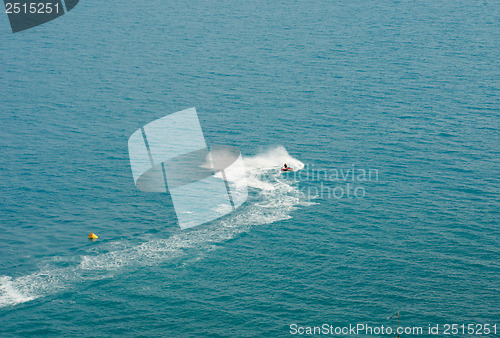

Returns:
243,145,305,171
0,276,35,307
0,145,314,308
0,267,70,308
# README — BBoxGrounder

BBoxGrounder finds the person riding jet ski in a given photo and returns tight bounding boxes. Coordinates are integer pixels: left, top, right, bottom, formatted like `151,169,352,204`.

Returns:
281,163,292,171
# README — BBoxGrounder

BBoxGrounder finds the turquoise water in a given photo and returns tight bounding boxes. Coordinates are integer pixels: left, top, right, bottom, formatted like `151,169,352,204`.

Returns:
1,0,499,336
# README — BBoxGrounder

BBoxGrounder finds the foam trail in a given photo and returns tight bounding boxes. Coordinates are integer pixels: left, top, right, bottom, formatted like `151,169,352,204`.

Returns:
0,145,313,308
0,277,35,307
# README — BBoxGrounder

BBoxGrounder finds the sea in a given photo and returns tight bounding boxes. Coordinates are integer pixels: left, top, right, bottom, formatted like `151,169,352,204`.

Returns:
0,0,499,336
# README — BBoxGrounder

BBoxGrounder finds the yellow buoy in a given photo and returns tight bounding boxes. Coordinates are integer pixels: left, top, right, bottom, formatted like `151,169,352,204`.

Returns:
88,233,98,239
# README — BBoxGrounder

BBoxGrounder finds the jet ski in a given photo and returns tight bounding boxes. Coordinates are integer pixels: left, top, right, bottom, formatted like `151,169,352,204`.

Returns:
281,167,293,172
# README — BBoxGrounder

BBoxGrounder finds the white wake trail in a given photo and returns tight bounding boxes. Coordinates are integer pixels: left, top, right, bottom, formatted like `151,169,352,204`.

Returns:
0,145,312,308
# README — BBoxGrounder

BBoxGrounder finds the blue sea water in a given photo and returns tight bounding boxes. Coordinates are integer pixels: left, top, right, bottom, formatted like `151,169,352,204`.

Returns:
0,0,499,336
